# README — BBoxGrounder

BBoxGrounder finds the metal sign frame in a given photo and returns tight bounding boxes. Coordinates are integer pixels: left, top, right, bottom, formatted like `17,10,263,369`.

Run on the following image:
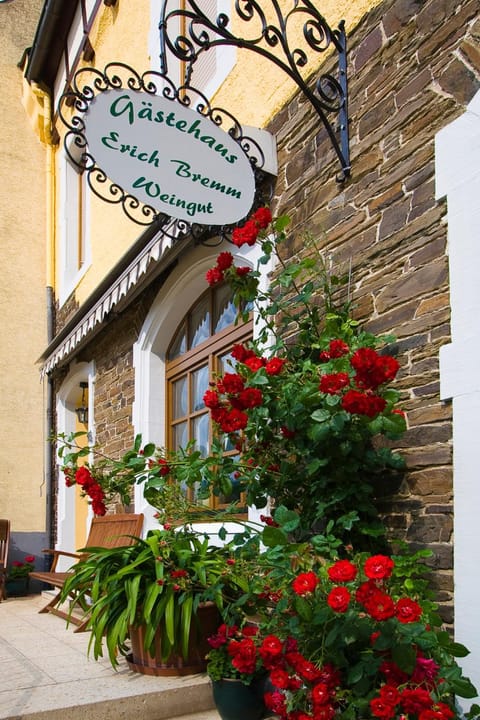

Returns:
59,63,272,239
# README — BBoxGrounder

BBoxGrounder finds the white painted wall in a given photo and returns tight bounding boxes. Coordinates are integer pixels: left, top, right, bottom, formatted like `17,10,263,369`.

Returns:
436,89,480,706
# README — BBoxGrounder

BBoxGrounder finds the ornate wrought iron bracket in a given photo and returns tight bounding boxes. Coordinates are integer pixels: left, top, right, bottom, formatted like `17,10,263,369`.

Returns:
159,0,351,181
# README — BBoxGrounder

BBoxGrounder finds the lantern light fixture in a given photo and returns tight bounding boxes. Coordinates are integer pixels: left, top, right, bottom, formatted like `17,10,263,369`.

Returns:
75,382,88,424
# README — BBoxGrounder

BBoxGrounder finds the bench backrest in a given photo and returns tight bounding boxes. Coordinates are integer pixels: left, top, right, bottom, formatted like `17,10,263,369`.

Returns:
80,513,144,558
0,519,10,568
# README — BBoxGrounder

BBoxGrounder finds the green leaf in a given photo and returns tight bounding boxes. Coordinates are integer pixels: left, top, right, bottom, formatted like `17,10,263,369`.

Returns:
142,443,156,457
274,506,300,531
273,214,290,232
451,678,479,698
294,596,312,622
262,526,289,547
164,591,175,646
311,409,330,423
392,644,416,673
447,642,471,658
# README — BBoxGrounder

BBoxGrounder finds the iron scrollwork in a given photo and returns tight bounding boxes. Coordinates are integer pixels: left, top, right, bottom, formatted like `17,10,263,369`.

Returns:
58,62,271,237
159,0,350,181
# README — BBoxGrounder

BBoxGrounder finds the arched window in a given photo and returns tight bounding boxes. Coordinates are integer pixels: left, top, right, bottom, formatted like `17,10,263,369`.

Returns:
166,283,252,509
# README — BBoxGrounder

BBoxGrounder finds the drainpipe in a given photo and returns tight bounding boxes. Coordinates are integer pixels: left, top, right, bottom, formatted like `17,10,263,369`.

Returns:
32,81,57,556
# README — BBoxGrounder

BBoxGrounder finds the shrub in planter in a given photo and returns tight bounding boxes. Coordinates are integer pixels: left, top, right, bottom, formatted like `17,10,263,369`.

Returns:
60,524,249,673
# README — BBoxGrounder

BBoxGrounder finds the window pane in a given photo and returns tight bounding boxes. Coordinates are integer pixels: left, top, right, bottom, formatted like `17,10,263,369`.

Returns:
190,295,210,349
218,351,235,374
173,421,188,451
192,413,209,456
172,377,188,419
214,283,237,333
168,323,187,360
192,365,209,411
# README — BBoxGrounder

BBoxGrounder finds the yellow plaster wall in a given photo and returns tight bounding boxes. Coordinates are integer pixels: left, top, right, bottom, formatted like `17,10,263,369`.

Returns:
54,1,153,306
0,0,47,533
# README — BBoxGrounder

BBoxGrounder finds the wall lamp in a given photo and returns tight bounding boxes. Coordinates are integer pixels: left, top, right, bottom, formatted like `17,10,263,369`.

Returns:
75,382,89,424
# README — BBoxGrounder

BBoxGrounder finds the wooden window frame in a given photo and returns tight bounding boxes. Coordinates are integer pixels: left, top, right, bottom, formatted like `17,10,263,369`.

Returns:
166,289,253,513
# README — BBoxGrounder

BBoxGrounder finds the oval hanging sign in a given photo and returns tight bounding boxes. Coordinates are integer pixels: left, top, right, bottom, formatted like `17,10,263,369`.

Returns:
84,89,256,225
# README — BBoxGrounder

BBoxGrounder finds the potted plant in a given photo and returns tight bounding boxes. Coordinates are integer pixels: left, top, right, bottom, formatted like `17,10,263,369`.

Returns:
7,555,35,596
205,621,269,720
60,522,249,675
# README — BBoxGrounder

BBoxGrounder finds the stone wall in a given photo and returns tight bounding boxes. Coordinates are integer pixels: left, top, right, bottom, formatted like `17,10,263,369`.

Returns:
268,0,479,620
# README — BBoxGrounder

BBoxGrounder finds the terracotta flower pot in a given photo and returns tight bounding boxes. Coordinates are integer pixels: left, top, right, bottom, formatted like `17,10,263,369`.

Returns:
126,602,221,676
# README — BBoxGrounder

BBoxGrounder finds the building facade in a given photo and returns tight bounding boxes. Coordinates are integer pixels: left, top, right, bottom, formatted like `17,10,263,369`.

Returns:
20,0,480,699
0,0,47,570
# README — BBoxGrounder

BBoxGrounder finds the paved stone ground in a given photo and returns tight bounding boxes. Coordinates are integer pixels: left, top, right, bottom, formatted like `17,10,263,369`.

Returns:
0,594,218,720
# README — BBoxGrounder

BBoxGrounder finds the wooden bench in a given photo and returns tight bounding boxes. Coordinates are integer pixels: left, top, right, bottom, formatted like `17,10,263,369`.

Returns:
30,513,144,629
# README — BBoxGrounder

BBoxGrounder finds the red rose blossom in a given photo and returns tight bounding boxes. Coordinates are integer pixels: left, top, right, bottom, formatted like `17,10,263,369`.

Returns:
350,347,400,389
327,586,351,613
253,206,272,228
75,466,94,487
219,408,249,433
244,356,265,372
269,668,291,689
395,597,422,623
238,387,263,408
265,357,285,375
370,698,397,719
328,339,350,358
364,591,395,621
203,389,221,408
231,344,255,362
228,637,257,674
319,372,350,395
379,684,400,706
217,372,245,395
364,555,395,580
205,266,224,286
236,266,251,277
311,682,331,706
231,219,259,247
419,704,455,720
327,559,357,583
216,251,234,270
400,688,433,715
341,389,386,417
292,571,319,596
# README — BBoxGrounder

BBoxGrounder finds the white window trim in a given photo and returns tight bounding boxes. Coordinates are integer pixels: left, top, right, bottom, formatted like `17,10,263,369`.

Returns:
58,148,91,307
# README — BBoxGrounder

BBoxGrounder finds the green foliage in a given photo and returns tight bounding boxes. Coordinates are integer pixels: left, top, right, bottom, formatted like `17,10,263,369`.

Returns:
232,511,478,718
60,524,249,668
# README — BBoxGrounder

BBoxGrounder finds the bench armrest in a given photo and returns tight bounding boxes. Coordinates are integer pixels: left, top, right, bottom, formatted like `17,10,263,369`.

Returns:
41,548,81,572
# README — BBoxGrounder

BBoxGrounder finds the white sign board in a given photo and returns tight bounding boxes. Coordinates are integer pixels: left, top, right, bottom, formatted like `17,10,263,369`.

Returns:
84,89,256,225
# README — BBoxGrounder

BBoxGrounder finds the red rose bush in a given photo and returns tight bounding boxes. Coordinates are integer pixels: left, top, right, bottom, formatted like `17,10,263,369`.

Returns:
240,522,478,720
202,209,407,546
206,622,266,684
